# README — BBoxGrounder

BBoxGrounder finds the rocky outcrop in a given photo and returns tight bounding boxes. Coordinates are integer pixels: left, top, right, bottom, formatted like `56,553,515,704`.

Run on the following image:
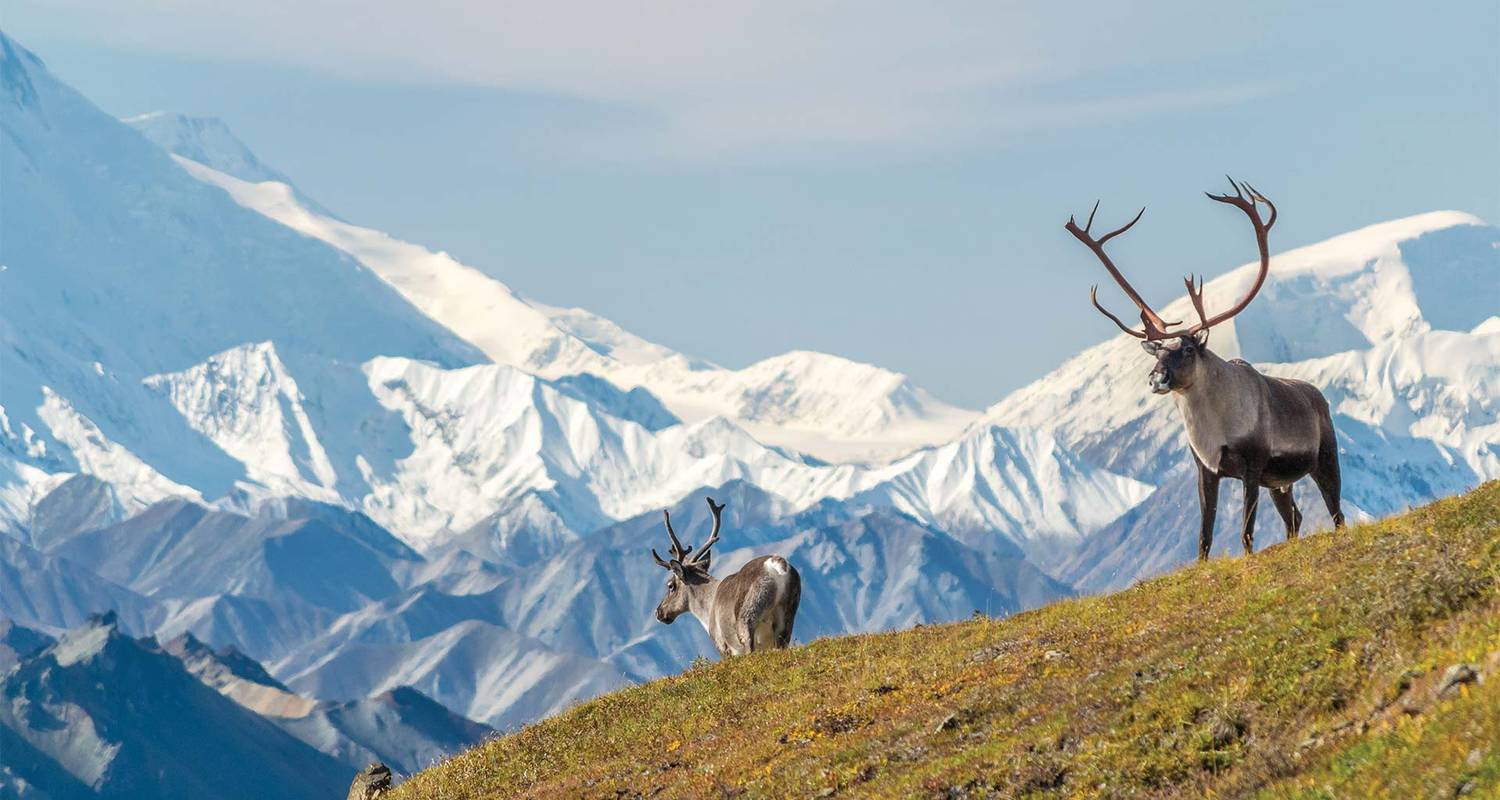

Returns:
346,762,392,800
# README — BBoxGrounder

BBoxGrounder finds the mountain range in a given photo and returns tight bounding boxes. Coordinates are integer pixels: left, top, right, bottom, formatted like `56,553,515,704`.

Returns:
1,29,1495,796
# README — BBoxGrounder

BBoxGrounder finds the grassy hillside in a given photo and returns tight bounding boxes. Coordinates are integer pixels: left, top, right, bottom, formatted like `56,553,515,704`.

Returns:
393,483,1500,799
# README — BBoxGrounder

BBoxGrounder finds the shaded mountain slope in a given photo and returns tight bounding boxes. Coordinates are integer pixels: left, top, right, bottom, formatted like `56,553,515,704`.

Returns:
0,615,349,799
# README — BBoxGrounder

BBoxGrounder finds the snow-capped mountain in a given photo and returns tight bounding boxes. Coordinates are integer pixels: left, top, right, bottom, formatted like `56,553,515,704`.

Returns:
346,353,1146,549
163,150,978,465
0,31,1126,559
0,30,483,532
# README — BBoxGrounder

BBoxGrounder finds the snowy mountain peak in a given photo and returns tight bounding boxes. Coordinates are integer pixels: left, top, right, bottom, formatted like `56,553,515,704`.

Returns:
740,350,908,407
144,341,341,502
735,349,960,428
125,111,292,185
171,151,978,463
1180,210,1495,364
746,349,901,380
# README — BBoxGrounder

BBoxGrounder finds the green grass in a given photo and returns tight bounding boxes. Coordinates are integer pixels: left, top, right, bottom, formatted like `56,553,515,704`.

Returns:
393,482,1500,799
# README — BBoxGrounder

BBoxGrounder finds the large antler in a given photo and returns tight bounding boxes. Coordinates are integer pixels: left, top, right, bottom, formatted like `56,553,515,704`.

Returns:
1067,177,1277,340
652,497,728,570
1183,176,1277,334
1065,202,1179,340
682,497,726,568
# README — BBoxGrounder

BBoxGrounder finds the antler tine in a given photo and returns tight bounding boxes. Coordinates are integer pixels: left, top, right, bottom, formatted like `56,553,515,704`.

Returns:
1183,274,1210,330
1243,182,1277,229
686,497,727,566
1230,174,1248,201
1066,203,1174,339
1090,286,1147,339
1096,206,1145,246
661,510,691,562
1084,199,1100,233
651,548,673,569
1205,175,1246,206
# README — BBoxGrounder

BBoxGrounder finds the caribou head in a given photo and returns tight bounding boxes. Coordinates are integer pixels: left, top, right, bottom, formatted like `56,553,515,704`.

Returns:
650,497,725,624
1065,176,1277,395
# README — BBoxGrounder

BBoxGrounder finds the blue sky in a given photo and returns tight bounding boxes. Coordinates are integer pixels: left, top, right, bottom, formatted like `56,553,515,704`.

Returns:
8,2,1498,407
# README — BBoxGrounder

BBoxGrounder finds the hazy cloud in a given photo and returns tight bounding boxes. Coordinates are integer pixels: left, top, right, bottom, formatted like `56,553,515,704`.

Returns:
15,1,1276,157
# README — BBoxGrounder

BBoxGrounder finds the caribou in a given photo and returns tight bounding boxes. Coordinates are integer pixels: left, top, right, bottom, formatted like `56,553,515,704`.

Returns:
1065,177,1345,560
650,497,801,657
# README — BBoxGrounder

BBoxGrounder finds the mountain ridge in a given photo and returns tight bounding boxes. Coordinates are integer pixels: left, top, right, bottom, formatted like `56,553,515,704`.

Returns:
167,150,980,464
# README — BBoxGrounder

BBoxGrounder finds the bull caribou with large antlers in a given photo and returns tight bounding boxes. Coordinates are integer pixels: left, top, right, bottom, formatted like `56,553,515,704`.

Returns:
1066,178,1345,560
651,497,801,656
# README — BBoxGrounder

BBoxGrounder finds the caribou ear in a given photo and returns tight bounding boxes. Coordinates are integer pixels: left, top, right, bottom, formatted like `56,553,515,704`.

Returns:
1193,329,1209,348
669,560,685,579
1140,339,1163,355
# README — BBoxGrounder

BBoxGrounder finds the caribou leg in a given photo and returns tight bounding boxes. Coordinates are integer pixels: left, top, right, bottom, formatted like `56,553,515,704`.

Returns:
1270,486,1301,540
1195,459,1220,562
776,576,800,648
1313,437,1345,529
1240,473,1261,556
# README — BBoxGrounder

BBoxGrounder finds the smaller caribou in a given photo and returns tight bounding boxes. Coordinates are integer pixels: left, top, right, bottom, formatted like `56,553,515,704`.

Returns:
650,497,801,657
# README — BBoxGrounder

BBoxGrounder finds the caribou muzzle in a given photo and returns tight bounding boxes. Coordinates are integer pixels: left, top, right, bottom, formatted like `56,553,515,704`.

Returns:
1148,368,1172,394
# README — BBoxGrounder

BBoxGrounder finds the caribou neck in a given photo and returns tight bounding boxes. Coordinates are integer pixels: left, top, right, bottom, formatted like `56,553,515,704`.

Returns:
1170,346,1247,474
681,575,722,633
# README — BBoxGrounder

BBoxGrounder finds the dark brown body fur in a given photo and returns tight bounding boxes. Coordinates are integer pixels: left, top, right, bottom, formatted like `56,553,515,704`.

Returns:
1169,348,1346,559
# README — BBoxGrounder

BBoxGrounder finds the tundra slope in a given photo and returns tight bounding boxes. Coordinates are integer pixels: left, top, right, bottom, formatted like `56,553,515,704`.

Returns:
389,482,1500,800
